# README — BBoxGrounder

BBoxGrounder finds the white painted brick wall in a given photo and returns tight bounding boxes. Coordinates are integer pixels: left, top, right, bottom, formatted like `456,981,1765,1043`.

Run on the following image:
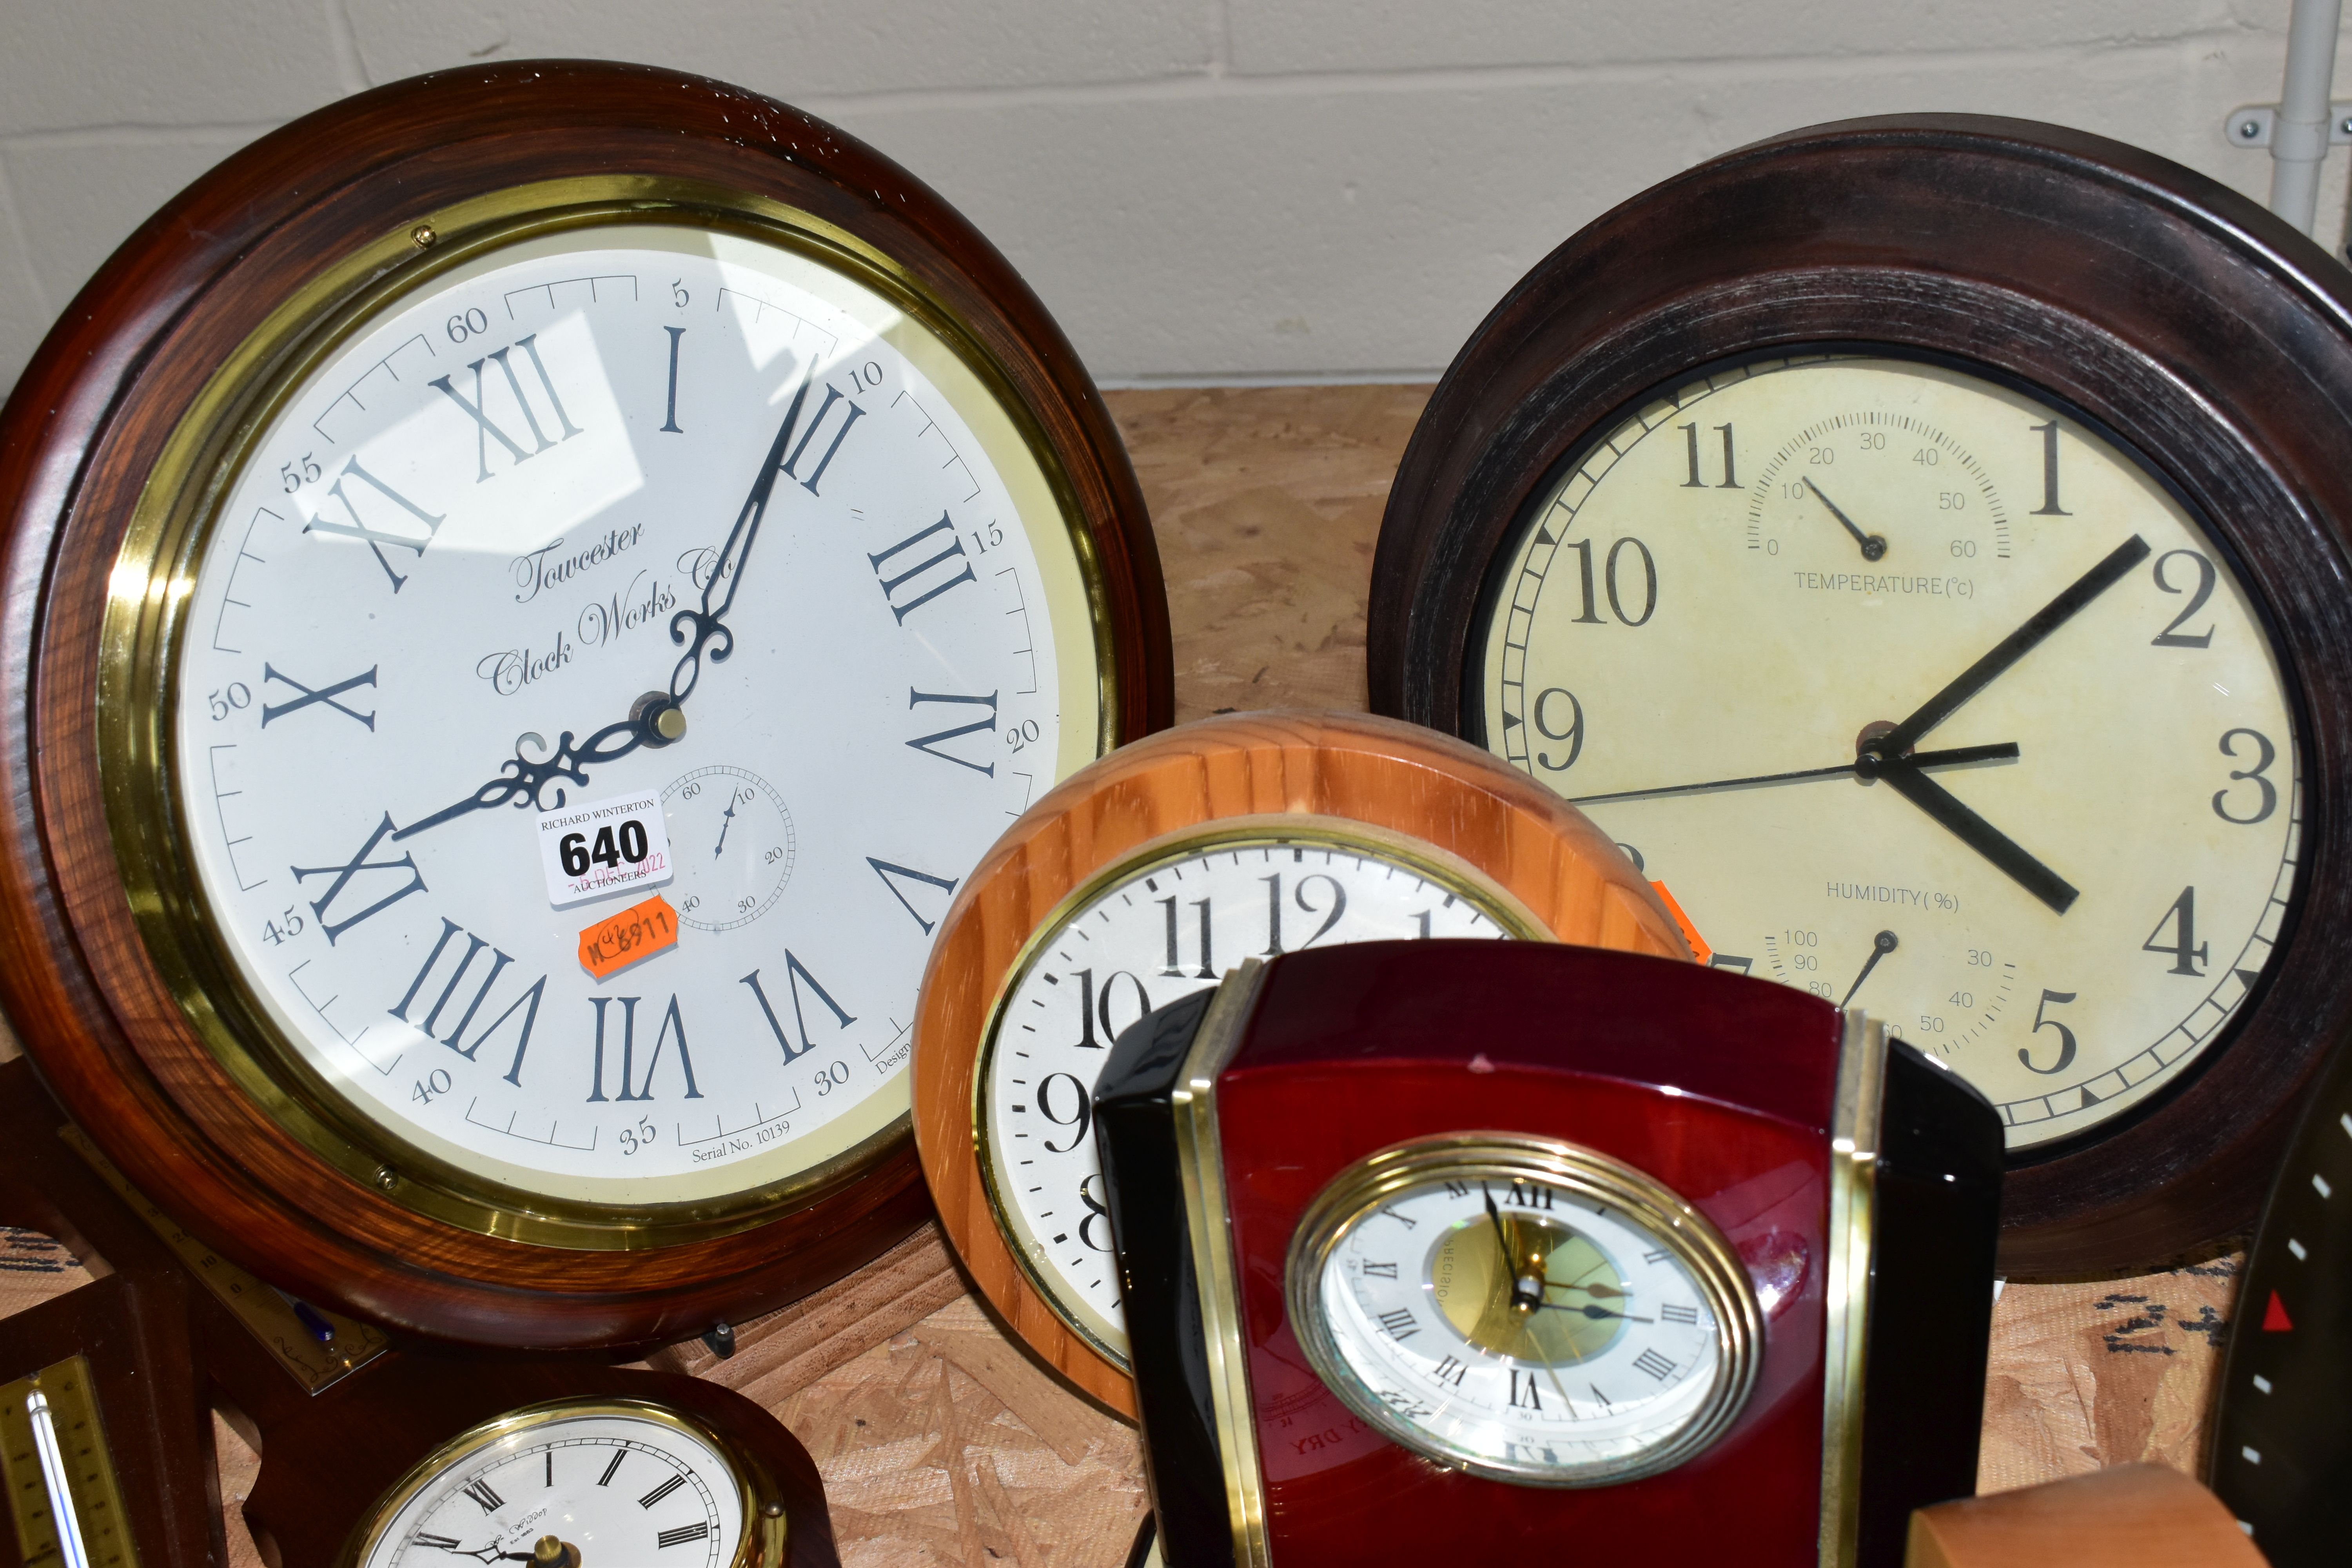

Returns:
0,1,2344,395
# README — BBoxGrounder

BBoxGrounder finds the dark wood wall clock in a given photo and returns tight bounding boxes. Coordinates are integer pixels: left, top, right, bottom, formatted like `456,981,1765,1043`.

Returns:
0,60,1170,1349
911,710,1688,1414
1367,113,2352,1275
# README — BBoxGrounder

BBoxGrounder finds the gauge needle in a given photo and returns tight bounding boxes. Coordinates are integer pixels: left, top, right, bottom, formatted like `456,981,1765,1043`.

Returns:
713,799,737,859
1840,929,1899,1007
1568,742,2016,808
1804,478,1886,561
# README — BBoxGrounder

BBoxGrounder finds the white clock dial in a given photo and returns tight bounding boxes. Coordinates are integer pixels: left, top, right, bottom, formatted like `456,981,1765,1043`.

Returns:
361,1407,745,1568
978,828,1532,1362
1481,356,2300,1150
171,224,1102,1218
1306,1171,1732,1484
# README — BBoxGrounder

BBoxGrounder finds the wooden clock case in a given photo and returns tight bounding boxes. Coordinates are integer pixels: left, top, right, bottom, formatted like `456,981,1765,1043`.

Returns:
0,1058,837,1568
0,61,1171,1350
1094,941,2003,1568
1366,114,2352,1276
911,709,1689,1415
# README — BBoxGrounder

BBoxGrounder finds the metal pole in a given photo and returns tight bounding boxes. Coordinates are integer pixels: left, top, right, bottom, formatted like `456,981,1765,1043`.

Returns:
2271,0,2344,234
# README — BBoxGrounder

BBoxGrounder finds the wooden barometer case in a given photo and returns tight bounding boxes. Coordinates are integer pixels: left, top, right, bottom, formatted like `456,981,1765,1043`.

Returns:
0,60,1169,1350
1095,941,2002,1568
1368,113,2352,1275
910,710,1688,1414
0,1057,837,1568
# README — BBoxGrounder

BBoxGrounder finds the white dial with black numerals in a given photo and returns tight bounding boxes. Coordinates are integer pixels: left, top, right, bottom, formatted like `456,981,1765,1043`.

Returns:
172,224,1101,1212
1305,1171,1735,1485
979,828,1527,1363
358,1406,744,1568
1482,356,2300,1151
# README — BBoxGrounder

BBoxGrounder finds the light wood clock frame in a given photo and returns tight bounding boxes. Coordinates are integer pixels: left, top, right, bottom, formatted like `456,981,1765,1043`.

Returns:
910,710,1688,1414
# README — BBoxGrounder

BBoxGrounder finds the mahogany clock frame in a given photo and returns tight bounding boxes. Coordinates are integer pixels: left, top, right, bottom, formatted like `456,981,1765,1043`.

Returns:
910,710,1689,1414
1367,114,2352,1276
0,61,1172,1349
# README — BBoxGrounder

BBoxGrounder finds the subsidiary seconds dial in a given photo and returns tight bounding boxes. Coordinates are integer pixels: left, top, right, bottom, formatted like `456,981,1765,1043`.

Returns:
662,768,795,932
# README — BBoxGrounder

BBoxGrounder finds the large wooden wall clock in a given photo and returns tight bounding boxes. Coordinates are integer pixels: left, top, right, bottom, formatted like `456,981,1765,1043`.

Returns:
1368,114,2352,1274
0,61,1170,1348
911,710,1688,1413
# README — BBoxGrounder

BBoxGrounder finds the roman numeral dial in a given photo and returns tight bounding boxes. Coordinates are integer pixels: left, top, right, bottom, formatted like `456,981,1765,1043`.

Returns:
169,222,1103,1221
1297,1148,1755,1487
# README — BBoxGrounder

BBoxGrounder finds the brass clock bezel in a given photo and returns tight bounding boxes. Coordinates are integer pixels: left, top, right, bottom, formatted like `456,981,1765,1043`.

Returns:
96,177,1120,1250
339,1398,767,1568
1284,1132,1763,1489
971,814,1553,1369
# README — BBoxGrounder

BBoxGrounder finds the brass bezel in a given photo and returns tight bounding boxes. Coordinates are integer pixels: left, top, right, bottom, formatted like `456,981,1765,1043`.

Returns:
970,815,1553,1368
98,177,1123,1249
1284,1132,1764,1489
338,1398,765,1568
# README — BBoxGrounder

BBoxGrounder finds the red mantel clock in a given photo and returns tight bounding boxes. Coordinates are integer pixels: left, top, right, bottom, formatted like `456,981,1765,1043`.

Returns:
0,61,1169,1349
1096,940,2003,1567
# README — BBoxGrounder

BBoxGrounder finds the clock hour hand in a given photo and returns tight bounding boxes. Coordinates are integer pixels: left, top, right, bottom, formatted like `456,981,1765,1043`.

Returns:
1567,742,2017,808
1803,478,1886,561
1862,752,2078,914
1871,534,2150,759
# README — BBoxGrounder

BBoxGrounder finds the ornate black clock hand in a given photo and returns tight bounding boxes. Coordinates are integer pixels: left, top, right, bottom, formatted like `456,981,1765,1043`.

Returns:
1804,478,1886,561
1871,534,2151,759
713,797,737,859
393,370,838,843
1840,929,1899,1007
1862,753,2078,913
1568,742,2016,808
1483,1187,1536,1308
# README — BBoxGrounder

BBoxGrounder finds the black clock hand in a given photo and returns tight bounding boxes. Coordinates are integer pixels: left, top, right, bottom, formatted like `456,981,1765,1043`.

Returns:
394,375,832,842
1870,534,2150,760
1804,478,1886,561
1862,753,2079,914
1536,1301,1654,1324
1840,929,1899,1008
1568,742,2016,808
1482,1187,1535,1308
712,798,737,859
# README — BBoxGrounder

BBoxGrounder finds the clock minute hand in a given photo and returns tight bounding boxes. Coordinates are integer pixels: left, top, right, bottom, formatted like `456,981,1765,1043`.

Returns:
664,365,855,711
393,370,843,844
1871,534,2150,759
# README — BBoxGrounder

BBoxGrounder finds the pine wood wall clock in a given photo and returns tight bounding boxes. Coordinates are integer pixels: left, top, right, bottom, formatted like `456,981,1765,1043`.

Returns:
1367,113,2352,1275
910,710,1688,1415
0,61,1170,1350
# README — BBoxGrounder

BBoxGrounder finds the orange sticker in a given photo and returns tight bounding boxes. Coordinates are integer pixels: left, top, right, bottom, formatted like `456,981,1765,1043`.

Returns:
579,893,680,980
1648,880,1713,966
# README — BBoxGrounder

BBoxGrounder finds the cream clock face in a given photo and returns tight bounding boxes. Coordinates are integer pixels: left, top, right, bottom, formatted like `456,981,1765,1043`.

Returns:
172,223,1101,1215
1292,1156,1750,1486
1480,356,2300,1151
359,1407,745,1568
978,829,1527,1361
